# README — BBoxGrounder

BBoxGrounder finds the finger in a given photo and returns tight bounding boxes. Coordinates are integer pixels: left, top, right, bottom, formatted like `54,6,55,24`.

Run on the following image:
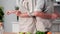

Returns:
5,11,9,15
6,10,12,15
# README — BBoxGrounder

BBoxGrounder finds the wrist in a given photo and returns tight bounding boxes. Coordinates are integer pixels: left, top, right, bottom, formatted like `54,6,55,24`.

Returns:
27,13,32,16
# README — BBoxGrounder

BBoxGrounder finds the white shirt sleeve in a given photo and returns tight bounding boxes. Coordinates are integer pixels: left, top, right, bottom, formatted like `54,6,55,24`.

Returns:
34,0,44,12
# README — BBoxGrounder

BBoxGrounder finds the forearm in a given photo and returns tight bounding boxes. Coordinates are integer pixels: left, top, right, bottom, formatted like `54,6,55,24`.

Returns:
57,13,60,18
18,13,31,18
36,12,58,19
34,11,51,19
44,13,51,19
38,13,51,19
59,15,60,17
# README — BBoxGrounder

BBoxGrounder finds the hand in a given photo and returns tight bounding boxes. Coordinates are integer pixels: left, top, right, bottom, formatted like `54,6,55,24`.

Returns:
51,13,58,19
15,10,21,16
58,14,60,18
6,10,13,15
0,23,3,27
6,10,16,15
56,12,60,18
6,10,21,15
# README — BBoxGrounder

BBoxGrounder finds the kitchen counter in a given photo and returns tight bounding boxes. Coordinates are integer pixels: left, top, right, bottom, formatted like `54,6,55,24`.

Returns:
3,32,17,34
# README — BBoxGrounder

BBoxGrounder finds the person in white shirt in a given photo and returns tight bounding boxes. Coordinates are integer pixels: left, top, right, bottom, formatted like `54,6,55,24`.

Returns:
7,0,58,34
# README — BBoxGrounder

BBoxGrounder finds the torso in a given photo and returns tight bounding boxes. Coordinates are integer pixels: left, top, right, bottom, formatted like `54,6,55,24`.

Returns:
19,0,37,13
18,0,54,14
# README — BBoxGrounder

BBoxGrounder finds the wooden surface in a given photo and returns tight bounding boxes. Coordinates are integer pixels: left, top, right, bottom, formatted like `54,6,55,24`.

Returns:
3,32,60,34
54,32,60,34
3,32,17,34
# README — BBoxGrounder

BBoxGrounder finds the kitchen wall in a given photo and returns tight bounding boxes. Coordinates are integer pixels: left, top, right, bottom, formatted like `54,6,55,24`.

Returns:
0,0,2,5
51,6,60,32
0,0,17,32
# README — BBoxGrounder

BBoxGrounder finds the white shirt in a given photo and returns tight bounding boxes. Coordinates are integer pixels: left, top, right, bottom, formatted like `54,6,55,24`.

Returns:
17,0,44,13
17,0,54,32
